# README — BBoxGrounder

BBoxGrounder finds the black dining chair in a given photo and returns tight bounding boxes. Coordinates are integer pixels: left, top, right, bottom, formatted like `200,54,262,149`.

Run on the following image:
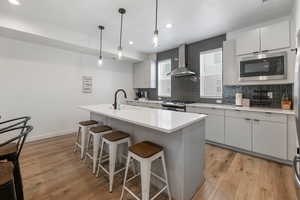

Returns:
0,117,32,200
0,116,31,134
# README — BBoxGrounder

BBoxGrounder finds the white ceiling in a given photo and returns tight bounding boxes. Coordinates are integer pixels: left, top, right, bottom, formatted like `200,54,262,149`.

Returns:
0,0,294,54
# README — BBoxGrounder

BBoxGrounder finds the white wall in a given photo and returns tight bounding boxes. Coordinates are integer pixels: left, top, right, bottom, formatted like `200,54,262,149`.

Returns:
294,0,300,35
0,36,134,141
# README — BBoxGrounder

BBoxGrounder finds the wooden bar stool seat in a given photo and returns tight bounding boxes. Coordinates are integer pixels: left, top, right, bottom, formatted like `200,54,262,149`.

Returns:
129,141,163,158
0,162,17,200
121,141,171,200
79,120,98,126
0,143,17,157
96,131,132,192
85,125,113,173
74,120,98,159
90,125,112,133
102,131,130,142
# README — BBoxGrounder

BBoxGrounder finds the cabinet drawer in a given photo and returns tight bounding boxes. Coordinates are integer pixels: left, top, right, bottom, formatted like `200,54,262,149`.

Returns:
249,112,287,123
188,107,225,116
225,110,252,118
225,110,287,123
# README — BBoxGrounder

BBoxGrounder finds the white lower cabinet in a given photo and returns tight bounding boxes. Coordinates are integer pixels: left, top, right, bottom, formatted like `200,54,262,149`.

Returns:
186,107,225,143
288,115,298,161
252,120,287,159
205,114,225,143
225,117,252,151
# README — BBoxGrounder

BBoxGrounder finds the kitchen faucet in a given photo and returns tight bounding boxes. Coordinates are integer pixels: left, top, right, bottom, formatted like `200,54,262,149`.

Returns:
113,89,127,110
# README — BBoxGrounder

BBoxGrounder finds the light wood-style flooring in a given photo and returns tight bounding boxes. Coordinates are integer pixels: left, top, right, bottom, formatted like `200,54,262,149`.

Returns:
20,134,298,200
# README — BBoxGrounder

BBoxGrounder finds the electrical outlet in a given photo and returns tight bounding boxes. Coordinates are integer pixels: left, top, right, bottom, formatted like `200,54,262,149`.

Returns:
216,99,222,104
267,92,273,99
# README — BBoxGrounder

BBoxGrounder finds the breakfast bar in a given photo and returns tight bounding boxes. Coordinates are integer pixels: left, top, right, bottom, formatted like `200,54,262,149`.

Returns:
79,104,207,200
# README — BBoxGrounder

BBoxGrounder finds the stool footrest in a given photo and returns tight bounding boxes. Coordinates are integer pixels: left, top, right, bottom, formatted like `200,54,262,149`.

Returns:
151,186,168,200
126,173,140,183
151,172,167,184
124,186,140,200
99,165,109,175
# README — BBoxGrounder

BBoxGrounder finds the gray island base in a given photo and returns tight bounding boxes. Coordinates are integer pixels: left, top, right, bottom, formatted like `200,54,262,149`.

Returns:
80,104,207,200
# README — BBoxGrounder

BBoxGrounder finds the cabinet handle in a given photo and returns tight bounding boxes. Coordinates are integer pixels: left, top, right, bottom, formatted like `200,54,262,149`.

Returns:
291,48,298,54
261,50,269,53
265,112,272,114
235,109,241,112
245,118,251,121
253,51,259,54
254,119,260,122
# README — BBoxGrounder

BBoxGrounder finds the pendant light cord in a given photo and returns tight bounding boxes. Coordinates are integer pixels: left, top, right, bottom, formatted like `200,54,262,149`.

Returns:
155,0,158,31
119,14,124,48
100,28,103,57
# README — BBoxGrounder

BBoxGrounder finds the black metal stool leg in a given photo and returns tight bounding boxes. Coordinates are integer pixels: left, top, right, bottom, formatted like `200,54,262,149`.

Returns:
13,159,24,200
0,181,17,200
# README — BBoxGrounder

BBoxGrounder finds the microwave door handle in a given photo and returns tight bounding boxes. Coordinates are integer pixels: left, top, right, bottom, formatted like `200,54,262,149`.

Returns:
294,156,300,187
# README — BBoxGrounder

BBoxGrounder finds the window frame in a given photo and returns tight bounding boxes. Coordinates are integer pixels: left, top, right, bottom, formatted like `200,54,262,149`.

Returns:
157,59,172,98
199,48,223,99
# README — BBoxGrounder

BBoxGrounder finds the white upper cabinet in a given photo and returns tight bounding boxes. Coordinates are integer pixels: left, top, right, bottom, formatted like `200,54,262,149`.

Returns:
260,20,290,52
223,40,238,85
236,29,260,55
133,59,156,89
235,20,290,55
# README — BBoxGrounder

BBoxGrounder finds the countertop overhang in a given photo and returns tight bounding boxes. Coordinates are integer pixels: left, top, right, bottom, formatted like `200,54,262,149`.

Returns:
79,104,207,133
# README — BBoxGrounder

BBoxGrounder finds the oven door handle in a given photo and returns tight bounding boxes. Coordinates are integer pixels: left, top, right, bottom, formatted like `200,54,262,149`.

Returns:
294,156,300,187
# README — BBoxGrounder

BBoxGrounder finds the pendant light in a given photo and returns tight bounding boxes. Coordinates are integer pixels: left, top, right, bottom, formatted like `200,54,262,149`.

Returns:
153,0,159,47
118,8,126,60
98,25,105,66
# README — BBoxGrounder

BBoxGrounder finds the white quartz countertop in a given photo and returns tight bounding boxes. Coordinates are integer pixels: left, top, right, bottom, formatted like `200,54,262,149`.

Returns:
79,104,207,133
187,103,295,115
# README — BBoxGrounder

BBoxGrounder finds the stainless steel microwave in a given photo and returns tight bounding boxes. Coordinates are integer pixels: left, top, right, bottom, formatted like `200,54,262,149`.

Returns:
239,52,287,82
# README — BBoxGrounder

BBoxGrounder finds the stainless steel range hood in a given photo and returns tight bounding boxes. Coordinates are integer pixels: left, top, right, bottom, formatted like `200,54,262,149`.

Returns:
168,44,196,77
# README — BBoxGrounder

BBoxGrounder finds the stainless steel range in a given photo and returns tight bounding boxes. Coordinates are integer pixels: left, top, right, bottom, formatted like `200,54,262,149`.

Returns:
161,100,195,112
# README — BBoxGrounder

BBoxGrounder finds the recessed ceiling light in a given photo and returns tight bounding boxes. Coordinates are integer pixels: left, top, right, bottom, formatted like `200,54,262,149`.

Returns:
8,0,20,5
129,41,134,45
166,23,173,29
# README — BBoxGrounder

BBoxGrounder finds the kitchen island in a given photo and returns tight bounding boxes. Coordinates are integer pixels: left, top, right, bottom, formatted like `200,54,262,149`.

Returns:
79,104,207,200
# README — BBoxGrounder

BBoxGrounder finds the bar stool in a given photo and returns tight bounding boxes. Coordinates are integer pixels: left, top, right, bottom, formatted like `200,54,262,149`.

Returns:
74,120,98,159
85,125,113,173
96,131,131,192
0,162,17,200
120,141,171,200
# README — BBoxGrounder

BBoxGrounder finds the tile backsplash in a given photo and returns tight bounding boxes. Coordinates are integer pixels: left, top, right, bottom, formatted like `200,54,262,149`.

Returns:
222,84,293,108
140,83,293,109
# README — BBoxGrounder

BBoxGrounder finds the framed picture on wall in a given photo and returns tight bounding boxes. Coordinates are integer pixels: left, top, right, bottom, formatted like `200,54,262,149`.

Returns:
82,76,93,94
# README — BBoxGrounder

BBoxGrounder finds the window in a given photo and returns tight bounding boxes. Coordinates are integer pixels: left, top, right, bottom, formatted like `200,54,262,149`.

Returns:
158,59,171,97
200,48,223,98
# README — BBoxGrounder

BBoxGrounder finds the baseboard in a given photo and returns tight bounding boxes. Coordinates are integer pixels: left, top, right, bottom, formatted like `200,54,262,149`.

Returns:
206,140,292,166
26,129,76,142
